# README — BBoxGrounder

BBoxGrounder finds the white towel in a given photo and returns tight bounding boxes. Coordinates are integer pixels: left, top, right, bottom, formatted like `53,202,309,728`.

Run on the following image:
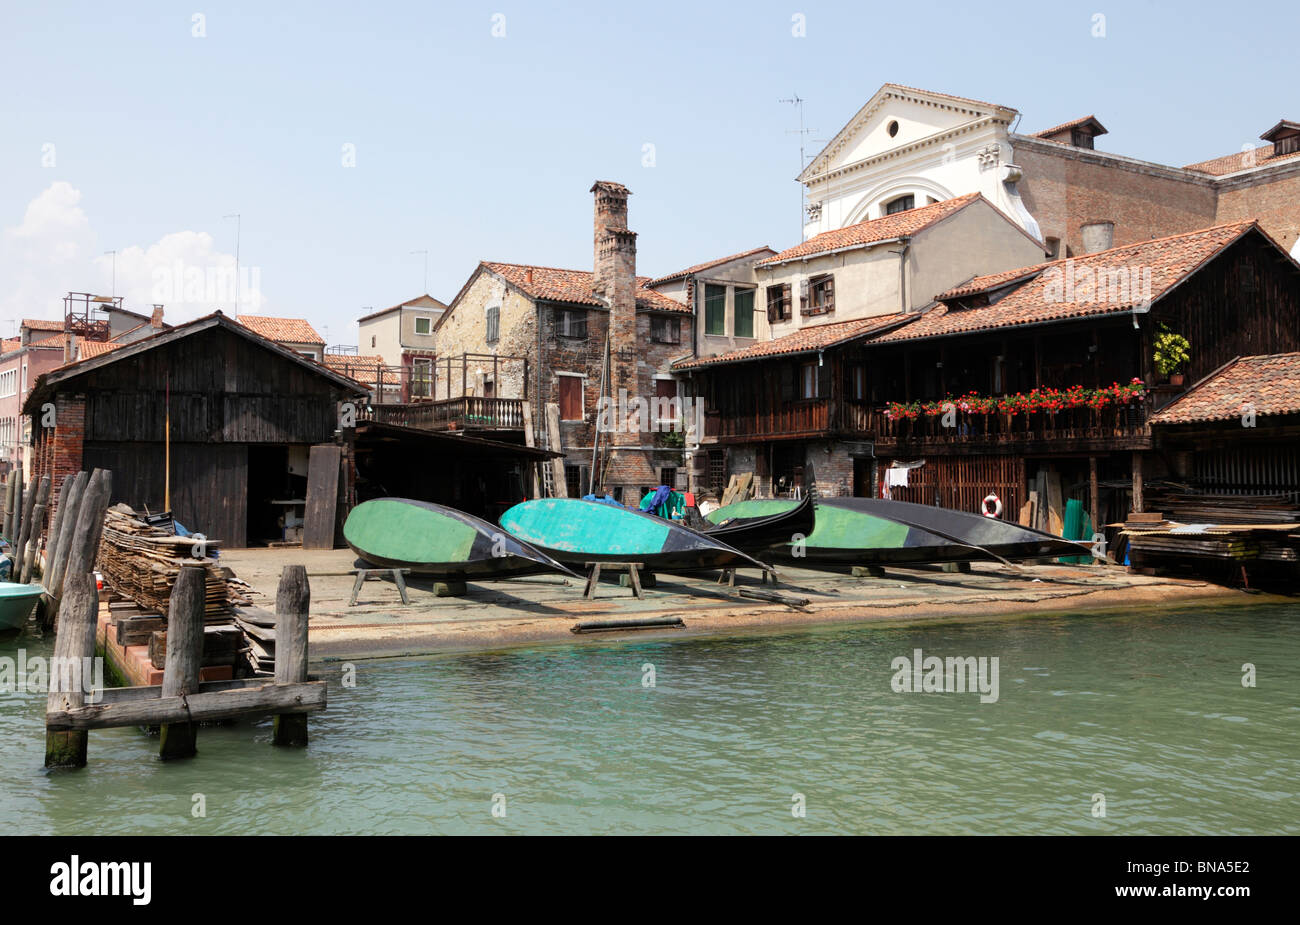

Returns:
886,467,909,489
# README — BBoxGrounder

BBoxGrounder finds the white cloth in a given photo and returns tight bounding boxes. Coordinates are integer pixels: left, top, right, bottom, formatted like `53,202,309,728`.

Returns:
886,467,910,489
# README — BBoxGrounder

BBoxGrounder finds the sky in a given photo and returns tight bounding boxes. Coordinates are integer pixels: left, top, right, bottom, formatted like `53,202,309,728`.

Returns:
1,0,1296,345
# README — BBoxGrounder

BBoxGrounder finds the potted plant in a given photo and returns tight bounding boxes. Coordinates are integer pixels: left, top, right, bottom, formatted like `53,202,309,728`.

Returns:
1153,326,1191,386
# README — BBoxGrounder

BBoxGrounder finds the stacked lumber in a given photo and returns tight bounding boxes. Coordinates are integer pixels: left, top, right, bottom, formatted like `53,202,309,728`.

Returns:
720,473,754,507
98,505,250,622
1144,487,1300,525
1127,533,1258,561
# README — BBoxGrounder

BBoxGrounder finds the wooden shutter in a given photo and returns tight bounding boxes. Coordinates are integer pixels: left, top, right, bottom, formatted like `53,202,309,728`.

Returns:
559,376,583,421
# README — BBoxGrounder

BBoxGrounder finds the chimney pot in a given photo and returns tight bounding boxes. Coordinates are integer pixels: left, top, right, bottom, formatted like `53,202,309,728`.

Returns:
151,304,165,327
1080,221,1115,254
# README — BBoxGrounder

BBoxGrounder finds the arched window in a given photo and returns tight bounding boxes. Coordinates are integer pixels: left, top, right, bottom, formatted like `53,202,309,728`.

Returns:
884,194,915,215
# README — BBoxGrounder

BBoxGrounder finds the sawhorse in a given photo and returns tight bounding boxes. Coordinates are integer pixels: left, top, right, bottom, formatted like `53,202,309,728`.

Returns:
349,567,412,606
583,561,646,600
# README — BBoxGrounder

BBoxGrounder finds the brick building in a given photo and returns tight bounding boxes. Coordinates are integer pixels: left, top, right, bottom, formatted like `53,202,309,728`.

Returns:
434,181,694,501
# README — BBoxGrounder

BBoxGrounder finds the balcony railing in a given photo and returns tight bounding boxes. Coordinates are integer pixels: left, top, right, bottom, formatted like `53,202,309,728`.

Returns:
362,396,525,432
871,400,1152,452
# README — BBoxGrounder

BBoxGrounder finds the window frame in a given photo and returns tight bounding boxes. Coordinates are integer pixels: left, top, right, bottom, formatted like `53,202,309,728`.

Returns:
557,372,585,421
485,306,500,344
766,283,792,322
555,308,588,340
733,288,755,338
704,283,726,336
884,194,915,215
413,315,433,335
650,315,681,344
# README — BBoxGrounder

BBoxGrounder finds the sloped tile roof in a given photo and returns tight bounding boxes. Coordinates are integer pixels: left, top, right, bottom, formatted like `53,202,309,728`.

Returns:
1152,353,1300,424
22,319,64,332
874,221,1259,344
1032,115,1107,139
78,340,124,359
321,354,391,388
1,338,18,354
646,246,776,286
1184,142,1300,176
358,295,448,323
483,262,690,313
756,193,983,266
235,315,325,345
672,314,913,371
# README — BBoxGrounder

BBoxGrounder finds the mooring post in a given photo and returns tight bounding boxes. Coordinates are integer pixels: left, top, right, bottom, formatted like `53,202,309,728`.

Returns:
13,471,37,580
44,471,88,617
20,475,51,583
2,472,14,542
159,565,205,760
272,564,311,747
40,474,75,585
44,572,99,769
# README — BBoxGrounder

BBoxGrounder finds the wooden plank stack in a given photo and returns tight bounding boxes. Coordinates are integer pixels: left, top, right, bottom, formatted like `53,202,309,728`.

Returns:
98,505,250,621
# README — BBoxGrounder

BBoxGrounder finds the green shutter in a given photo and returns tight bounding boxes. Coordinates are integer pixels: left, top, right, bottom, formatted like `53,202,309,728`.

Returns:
734,289,754,338
704,284,725,336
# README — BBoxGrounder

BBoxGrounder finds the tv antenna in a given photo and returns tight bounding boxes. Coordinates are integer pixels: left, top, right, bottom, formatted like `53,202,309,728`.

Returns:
224,213,241,313
780,94,817,234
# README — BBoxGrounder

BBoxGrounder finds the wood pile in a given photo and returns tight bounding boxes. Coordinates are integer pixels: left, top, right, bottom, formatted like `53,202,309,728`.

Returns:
98,505,250,622
720,473,754,507
1144,485,1300,525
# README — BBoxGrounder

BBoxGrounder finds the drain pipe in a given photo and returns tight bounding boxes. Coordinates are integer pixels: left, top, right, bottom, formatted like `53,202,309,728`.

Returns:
887,237,912,311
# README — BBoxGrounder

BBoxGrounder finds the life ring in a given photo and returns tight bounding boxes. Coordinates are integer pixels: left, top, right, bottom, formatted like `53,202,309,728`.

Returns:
982,493,1002,518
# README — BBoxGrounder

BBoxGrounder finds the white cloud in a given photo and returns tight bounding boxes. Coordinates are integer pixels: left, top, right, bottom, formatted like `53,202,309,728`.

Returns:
0,182,262,328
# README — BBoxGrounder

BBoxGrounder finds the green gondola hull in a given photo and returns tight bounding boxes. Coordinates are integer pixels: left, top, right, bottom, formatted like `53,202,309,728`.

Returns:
702,492,815,554
0,581,43,634
500,499,765,572
706,497,1086,566
344,498,577,580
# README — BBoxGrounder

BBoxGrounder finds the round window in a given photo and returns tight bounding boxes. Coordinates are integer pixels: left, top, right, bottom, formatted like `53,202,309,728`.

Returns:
887,120,900,137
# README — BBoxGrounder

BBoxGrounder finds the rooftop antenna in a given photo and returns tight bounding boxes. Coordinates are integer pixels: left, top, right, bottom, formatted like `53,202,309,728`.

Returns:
224,213,241,313
410,249,429,294
780,94,817,234
103,250,117,297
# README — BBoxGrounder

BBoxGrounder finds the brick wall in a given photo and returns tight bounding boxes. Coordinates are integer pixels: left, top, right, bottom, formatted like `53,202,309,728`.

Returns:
1016,142,1218,255
1215,171,1300,256
30,393,85,535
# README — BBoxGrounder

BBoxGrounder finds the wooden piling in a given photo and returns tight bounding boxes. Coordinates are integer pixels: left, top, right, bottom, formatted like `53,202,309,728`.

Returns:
2,472,14,541
13,471,36,579
158,565,205,760
273,565,311,747
39,475,75,589
60,469,110,598
1131,452,1145,514
42,471,88,628
44,572,99,769
20,475,51,583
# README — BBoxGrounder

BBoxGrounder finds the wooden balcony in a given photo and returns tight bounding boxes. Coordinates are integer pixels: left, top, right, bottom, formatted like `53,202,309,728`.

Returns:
871,400,1153,455
362,397,526,432
704,399,877,443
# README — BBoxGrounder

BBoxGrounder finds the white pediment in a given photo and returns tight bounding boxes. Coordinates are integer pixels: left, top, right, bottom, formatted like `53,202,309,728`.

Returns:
800,85,1017,182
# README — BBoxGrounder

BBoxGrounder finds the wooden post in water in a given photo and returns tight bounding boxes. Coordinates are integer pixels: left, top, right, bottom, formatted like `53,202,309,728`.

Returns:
20,475,51,583
39,475,75,588
10,470,23,547
44,572,99,768
2,472,14,542
1131,451,1145,515
43,471,88,628
272,565,311,747
60,469,110,595
13,472,37,579
158,565,205,760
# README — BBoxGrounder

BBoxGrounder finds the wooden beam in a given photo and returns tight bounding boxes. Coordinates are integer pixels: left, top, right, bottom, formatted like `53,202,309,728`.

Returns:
47,681,327,731
13,471,38,582
1131,451,1145,514
20,475,51,583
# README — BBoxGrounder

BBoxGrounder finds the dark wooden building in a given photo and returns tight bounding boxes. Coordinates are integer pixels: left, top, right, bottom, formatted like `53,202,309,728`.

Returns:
24,312,365,548
680,221,1300,524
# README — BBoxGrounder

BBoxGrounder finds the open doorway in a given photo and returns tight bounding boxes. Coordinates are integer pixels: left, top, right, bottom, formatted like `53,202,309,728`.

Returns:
247,445,307,546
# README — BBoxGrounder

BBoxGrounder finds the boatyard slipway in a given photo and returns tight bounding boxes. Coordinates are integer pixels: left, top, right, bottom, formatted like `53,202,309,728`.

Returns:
217,548,1254,660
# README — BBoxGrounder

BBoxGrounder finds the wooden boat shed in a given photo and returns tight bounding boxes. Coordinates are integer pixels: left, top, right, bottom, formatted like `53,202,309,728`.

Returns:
24,312,367,548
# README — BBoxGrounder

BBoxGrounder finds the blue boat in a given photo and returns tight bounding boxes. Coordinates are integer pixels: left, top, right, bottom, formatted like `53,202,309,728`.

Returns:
0,581,44,634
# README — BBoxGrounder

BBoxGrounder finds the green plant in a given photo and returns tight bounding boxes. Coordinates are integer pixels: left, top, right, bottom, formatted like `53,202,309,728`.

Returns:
1153,327,1191,377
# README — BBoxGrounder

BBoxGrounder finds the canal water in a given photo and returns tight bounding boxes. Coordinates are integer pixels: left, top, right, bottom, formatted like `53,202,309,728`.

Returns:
2,602,1296,835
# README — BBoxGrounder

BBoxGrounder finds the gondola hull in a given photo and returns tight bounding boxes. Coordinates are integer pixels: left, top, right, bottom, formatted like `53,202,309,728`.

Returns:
0,581,43,634
702,492,815,554
344,498,577,580
500,498,765,572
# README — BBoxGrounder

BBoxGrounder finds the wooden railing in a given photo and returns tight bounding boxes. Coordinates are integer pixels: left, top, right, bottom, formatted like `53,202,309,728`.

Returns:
707,399,832,441
362,397,525,431
871,400,1152,451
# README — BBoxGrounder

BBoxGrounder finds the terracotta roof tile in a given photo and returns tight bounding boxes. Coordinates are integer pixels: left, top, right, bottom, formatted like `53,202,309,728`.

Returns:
78,340,123,359
22,319,64,332
646,247,776,287
1152,353,1300,424
1184,142,1300,176
672,314,912,371
483,262,690,313
1,338,18,354
235,315,325,345
874,222,1258,344
321,354,391,388
1031,115,1108,139
756,193,983,266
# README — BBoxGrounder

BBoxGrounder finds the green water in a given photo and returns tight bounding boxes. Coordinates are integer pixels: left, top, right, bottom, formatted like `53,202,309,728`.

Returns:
2,602,1297,835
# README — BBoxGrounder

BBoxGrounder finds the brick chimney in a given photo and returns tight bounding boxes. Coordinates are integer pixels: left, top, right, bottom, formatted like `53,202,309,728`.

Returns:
590,180,656,490
150,304,165,328
591,180,638,415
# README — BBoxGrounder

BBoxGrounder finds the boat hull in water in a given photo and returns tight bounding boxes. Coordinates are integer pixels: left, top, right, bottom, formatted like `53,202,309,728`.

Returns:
0,581,43,634
500,498,765,572
707,498,1086,566
344,498,577,580
702,492,815,554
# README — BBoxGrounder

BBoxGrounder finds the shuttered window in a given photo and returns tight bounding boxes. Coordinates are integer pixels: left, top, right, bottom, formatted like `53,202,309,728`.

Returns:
555,308,587,339
650,315,681,344
704,284,726,336
485,306,499,344
766,284,792,322
558,375,584,421
734,289,755,338
802,275,834,316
